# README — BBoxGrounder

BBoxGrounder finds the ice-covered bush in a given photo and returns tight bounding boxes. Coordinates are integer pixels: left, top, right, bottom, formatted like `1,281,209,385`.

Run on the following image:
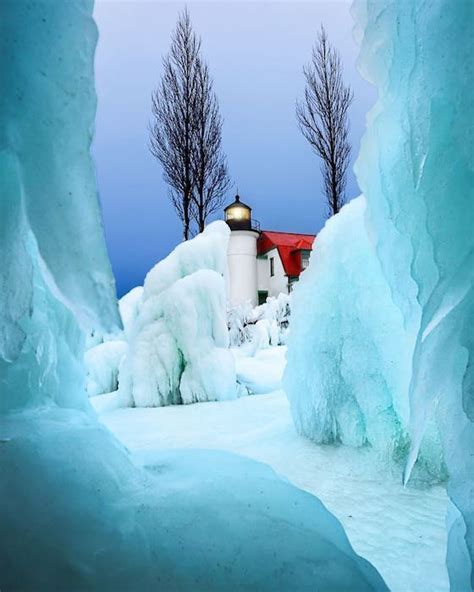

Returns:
117,222,237,406
228,293,291,350
85,225,236,407
228,301,255,346
286,1,473,587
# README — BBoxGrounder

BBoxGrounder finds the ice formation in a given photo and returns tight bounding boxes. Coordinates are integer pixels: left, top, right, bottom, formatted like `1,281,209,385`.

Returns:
228,293,291,350
0,0,121,415
85,340,128,396
285,198,413,449
285,0,473,587
0,3,388,589
118,285,143,338
116,222,237,407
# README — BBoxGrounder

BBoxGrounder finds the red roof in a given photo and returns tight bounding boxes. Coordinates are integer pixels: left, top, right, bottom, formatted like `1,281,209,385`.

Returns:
257,230,316,277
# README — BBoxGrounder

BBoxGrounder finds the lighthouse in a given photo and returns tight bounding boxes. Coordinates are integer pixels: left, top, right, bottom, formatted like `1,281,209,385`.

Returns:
224,194,316,308
224,194,260,307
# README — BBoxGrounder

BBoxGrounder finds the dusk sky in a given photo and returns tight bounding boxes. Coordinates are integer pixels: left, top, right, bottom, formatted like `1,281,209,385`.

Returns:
93,1,377,296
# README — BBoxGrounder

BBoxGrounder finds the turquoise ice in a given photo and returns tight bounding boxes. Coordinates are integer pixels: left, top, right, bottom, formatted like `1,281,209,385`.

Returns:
0,0,120,413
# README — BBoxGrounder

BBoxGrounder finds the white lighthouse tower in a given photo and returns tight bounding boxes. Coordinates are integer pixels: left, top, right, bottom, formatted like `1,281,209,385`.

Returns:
224,194,260,307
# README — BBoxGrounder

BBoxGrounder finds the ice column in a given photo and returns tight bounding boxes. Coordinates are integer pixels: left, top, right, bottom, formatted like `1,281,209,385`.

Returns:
354,1,473,587
0,0,120,412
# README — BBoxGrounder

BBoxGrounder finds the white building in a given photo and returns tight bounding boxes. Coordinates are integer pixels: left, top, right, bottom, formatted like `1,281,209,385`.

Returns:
224,195,316,307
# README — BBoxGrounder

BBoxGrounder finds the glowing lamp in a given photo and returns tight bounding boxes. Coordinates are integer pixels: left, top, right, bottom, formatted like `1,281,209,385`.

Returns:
224,194,252,230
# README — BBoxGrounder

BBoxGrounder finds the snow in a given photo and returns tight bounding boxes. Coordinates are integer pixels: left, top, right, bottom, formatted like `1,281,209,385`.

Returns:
99,384,449,592
233,346,287,394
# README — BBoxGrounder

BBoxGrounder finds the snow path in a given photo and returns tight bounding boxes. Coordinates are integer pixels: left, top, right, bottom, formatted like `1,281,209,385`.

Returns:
100,391,449,592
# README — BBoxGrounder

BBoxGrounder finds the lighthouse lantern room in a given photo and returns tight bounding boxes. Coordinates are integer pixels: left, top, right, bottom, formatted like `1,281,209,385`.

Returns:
224,194,253,231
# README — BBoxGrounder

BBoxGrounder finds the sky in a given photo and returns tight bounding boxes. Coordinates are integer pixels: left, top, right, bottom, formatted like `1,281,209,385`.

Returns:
93,1,377,296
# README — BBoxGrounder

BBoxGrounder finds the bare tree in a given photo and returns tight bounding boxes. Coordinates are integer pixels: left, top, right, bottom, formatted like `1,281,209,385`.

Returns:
150,8,230,238
191,58,230,233
297,26,353,217
150,8,199,240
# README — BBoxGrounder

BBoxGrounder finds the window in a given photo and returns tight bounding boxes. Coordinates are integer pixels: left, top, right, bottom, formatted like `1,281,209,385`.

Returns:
301,250,311,271
270,257,275,277
288,277,298,293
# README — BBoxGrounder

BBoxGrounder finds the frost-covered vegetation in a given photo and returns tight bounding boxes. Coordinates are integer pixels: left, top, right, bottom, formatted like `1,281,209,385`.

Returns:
228,293,290,349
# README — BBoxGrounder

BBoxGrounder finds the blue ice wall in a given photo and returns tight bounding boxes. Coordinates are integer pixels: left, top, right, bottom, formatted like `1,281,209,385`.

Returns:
0,0,121,412
354,2,473,587
286,0,473,586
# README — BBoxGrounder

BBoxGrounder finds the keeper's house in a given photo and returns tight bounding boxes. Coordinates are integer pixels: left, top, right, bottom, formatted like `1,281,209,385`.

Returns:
224,194,316,307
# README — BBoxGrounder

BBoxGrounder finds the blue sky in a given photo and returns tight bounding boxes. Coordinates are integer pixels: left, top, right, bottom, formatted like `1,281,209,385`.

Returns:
93,1,377,296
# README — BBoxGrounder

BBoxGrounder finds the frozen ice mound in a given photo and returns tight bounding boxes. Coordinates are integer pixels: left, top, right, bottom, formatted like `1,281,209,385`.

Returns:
234,346,287,395
286,0,473,587
284,196,444,478
118,286,144,338
0,409,388,591
117,222,237,406
285,196,408,449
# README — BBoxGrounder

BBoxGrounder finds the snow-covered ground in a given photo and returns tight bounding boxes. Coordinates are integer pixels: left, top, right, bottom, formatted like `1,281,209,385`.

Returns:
233,346,287,394
98,348,449,592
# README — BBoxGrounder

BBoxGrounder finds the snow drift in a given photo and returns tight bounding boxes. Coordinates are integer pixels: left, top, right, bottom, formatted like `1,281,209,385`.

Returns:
0,2,387,590
285,1,473,588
